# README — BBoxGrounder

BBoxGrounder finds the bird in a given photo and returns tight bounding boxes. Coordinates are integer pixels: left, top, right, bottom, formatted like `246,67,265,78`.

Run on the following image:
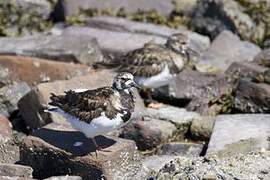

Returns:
47,72,139,155
94,33,197,108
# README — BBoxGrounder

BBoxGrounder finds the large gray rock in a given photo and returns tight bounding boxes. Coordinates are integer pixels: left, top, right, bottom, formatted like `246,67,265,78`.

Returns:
191,0,256,40
0,163,33,178
0,34,104,65
0,55,91,87
207,114,270,156
190,116,215,141
234,78,270,113
196,30,261,72
85,16,210,53
121,117,176,150
53,0,174,21
20,122,143,180
161,142,204,156
18,70,145,129
62,26,166,55
0,82,31,117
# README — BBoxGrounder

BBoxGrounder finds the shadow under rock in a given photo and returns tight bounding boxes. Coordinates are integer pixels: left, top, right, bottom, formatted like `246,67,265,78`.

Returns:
32,128,116,156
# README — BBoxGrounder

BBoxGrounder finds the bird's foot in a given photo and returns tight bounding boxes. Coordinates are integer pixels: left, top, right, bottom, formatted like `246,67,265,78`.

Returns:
147,102,164,109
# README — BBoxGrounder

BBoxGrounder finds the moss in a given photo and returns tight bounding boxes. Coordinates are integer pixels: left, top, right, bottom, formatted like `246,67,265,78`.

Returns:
0,1,52,37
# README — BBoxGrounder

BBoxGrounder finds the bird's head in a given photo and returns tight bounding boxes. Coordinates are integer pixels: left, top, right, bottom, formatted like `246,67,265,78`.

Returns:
113,72,140,90
166,33,190,55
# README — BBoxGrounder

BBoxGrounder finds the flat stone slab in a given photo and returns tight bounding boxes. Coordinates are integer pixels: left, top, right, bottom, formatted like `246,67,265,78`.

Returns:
20,122,142,180
161,142,204,156
0,163,33,178
207,114,270,156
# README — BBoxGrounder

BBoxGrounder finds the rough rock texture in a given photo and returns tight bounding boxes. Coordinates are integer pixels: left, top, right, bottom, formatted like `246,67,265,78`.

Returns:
207,114,270,156
160,142,204,156
0,116,20,164
234,78,270,113
153,69,218,100
0,56,92,87
62,26,166,55
192,0,256,39
85,16,210,53
0,34,104,65
0,82,31,117
18,70,145,129
53,0,174,21
44,176,82,180
190,116,215,141
0,163,33,178
196,30,261,72
121,117,176,150
253,48,270,67
148,151,270,180
20,122,144,180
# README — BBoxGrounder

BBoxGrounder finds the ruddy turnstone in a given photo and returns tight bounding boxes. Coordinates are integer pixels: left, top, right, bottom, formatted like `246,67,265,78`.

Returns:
47,72,139,154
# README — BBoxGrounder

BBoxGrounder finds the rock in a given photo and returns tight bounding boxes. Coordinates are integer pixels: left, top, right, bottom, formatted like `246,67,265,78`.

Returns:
149,151,270,179
191,0,256,40
207,114,270,156
62,26,166,55
53,0,174,22
0,117,20,164
153,69,218,100
0,163,33,178
0,34,104,66
186,75,236,115
253,48,270,67
18,70,145,129
225,61,268,78
44,176,82,180
190,116,215,141
20,122,143,180
0,176,34,180
161,142,204,156
234,78,270,113
85,16,210,53
0,82,31,117
0,56,92,87
121,117,176,150
144,105,200,129
196,30,261,72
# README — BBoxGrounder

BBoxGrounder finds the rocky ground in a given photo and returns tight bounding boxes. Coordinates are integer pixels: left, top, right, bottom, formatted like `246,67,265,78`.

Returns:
0,0,270,180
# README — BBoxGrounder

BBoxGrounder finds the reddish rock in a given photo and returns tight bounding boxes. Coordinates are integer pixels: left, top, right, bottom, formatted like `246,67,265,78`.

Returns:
0,116,12,143
0,56,92,86
20,122,143,180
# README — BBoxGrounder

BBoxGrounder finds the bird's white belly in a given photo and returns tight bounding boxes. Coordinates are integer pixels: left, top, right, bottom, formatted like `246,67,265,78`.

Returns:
135,65,173,88
52,108,124,138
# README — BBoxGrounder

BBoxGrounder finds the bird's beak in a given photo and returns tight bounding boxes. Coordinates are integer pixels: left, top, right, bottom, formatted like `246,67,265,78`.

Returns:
131,81,141,89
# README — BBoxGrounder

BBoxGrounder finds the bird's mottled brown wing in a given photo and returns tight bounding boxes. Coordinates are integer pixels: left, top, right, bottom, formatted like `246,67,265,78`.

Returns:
118,44,180,77
49,87,119,123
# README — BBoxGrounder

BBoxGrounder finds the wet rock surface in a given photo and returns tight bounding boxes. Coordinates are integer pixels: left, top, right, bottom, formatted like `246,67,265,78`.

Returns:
20,122,143,180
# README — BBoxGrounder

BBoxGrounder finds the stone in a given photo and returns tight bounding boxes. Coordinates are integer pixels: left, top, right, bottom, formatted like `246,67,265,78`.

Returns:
85,16,210,53
207,114,270,156
234,78,270,113
196,30,261,72
191,0,256,40
187,75,236,115
150,151,270,179
0,116,20,164
20,122,143,180
18,70,145,129
0,34,104,66
0,176,34,180
190,116,215,141
0,163,33,178
225,62,268,78
62,26,166,55
53,0,174,22
153,69,218,100
120,117,176,150
0,56,92,87
44,176,82,180
161,142,204,156
253,48,270,67
0,82,31,117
